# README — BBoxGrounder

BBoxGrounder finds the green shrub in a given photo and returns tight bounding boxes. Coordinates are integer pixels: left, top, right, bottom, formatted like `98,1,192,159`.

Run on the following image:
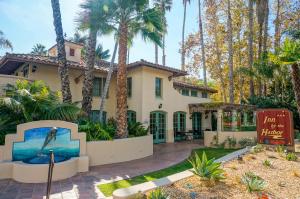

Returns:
188,152,225,181
262,159,271,167
251,144,264,153
238,138,256,148
128,122,149,137
286,152,298,161
241,172,266,193
148,189,169,199
79,120,112,141
226,137,237,148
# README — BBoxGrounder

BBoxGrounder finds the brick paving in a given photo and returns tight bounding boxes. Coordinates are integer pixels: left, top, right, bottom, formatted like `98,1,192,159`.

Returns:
0,141,203,199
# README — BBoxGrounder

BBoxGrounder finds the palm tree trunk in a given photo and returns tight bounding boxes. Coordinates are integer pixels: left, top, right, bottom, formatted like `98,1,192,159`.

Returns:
237,26,244,103
99,41,118,123
227,0,234,104
248,0,255,97
51,0,72,103
81,29,97,115
291,63,300,118
262,0,269,55
274,0,280,54
162,35,166,66
181,1,187,71
198,0,207,86
155,44,158,64
116,22,128,138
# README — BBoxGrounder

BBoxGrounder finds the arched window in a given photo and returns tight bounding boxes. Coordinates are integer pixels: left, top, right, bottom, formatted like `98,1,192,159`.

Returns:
173,112,186,133
127,110,137,124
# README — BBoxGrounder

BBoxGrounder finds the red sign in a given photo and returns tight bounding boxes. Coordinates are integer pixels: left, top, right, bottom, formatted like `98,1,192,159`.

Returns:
256,109,294,145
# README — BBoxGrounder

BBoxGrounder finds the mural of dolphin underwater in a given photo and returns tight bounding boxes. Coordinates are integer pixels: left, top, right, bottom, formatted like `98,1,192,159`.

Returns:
41,127,57,151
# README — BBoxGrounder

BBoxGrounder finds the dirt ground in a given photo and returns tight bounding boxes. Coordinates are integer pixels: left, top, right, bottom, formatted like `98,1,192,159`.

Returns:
159,150,300,199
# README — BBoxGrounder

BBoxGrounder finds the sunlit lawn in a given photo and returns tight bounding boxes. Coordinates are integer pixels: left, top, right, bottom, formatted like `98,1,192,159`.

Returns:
98,148,237,197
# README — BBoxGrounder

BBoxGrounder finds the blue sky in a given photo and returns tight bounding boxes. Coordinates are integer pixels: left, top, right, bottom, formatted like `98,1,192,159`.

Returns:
0,0,201,70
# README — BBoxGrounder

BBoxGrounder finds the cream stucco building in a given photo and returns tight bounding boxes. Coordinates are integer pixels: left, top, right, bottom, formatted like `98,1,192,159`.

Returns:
0,41,219,144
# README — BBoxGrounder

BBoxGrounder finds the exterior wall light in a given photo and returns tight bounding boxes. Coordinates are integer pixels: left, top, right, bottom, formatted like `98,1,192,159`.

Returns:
158,104,162,109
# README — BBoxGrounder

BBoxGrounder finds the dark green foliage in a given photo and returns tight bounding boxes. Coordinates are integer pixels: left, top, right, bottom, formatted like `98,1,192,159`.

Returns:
0,80,81,145
188,152,225,181
78,120,113,141
241,172,266,193
128,122,149,137
286,152,298,161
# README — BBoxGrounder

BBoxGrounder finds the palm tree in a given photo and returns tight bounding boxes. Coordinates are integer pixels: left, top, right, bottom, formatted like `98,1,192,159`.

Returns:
153,0,172,66
95,44,110,61
0,30,13,51
31,44,47,55
227,0,234,104
197,0,206,86
181,0,190,70
102,0,164,138
248,0,255,97
77,0,113,115
69,31,88,44
256,0,267,59
279,39,300,118
51,0,72,103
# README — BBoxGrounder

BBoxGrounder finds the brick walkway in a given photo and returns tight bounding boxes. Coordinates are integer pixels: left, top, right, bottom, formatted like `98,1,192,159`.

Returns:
0,141,203,199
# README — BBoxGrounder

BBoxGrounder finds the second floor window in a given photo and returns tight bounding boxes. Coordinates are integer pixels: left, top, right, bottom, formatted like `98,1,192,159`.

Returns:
202,92,208,98
155,77,162,98
93,77,107,97
127,77,132,97
127,110,136,124
70,48,75,56
181,89,189,96
191,90,198,97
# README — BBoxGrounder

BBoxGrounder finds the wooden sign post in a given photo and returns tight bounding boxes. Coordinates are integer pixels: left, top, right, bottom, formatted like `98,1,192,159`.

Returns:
256,109,294,146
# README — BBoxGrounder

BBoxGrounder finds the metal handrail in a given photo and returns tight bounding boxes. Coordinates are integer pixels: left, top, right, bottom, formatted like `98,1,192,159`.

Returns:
46,150,55,199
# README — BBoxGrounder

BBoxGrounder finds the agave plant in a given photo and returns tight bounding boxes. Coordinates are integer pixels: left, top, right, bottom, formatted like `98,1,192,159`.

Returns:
0,80,80,145
188,152,225,181
241,172,266,193
148,189,169,199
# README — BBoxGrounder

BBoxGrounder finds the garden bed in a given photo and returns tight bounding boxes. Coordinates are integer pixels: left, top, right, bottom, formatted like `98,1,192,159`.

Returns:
155,149,300,199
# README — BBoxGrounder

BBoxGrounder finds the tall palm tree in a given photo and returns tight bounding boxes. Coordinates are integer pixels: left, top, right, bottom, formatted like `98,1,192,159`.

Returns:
51,0,72,103
77,0,112,115
154,0,172,66
248,0,255,97
70,31,88,44
31,44,47,55
0,30,13,51
227,0,234,104
181,0,190,71
279,39,300,118
262,0,269,55
256,0,267,59
197,0,207,86
101,0,164,138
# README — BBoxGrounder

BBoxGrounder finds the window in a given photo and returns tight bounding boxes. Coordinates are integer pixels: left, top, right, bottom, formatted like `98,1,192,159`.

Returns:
202,92,208,98
22,65,29,77
127,110,136,124
70,48,75,56
93,77,107,97
182,89,189,96
90,110,107,123
155,77,162,97
127,77,132,97
191,90,198,97
173,112,186,133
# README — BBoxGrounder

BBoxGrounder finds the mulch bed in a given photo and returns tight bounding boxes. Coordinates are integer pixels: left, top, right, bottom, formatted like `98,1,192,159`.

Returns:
156,150,300,199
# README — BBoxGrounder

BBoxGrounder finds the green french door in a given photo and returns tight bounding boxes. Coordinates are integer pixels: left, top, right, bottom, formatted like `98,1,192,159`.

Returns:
192,112,202,139
150,111,166,144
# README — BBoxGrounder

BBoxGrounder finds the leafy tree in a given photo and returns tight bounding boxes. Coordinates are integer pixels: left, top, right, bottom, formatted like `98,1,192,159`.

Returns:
95,44,110,61
51,0,72,103
31,43,47,55
0,30,13,51
0,80,80,145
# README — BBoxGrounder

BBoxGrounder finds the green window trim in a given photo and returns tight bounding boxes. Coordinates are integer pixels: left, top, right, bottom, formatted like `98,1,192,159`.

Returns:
191,90,198,97
173,111,186,133
192,112,202,132
127,110,136,124
155,77,162,98
181,89,189,96
90,110,107,123
127,77,132,97
93,77,108,97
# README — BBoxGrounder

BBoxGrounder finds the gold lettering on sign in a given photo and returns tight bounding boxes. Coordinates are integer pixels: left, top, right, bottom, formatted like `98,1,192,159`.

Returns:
263,116,276,124
261,129,284,139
